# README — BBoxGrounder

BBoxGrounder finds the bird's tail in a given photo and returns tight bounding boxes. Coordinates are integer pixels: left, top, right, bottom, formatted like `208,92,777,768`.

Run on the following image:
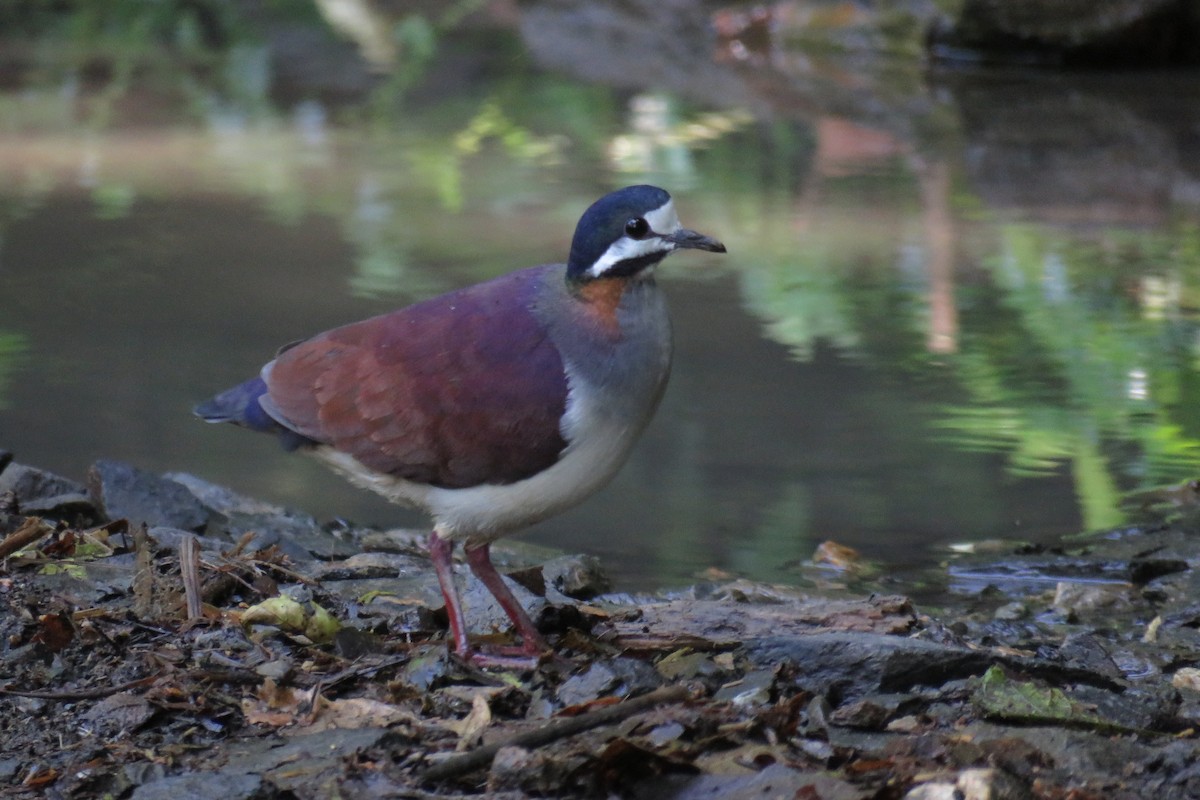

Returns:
194,376,312,450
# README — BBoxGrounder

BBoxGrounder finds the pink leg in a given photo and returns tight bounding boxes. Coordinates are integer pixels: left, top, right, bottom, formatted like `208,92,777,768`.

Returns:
464,542,549,655
428,532,471,657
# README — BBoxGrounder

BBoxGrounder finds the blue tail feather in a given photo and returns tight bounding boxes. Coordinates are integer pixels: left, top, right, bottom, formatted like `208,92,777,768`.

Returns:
194,376,314,451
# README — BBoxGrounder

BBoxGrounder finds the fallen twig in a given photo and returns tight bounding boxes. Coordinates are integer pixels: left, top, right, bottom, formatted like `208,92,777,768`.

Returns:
421,683,691,783
0,517,54,559
181,534,203,621
0,675,156,701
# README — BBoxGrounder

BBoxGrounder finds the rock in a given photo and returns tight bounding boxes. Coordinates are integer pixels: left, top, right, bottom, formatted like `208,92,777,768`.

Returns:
459,569,548,639
610,596,917,649
1172,667,1200,692
254,658,294,681
992,601,1027,621
745,633,992,701
0,758,22,782
1052,581,1136,620
130,772,264,800
487,744,581,795
542,554,612,598
829,698,895,730
972,664,1178,732
166,471,356,561
557,658,664,707
1056,633,1123,681
88,460,211,532
81,692,155,736
655,650,724,681
0,461,96,519
907,767,1032,800
309,552,429,581
904,783,959,800
713,669,775,707
633,764,868,800
316,576,440,633
147,526,233,554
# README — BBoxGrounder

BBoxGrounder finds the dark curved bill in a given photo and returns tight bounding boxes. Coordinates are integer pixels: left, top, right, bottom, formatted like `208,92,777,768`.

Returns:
666,228,727,253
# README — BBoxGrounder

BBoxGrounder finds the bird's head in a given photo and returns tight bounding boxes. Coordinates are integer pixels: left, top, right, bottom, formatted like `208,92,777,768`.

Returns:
566,185,725,284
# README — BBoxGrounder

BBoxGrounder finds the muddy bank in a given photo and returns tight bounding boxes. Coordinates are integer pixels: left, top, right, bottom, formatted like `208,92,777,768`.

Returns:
2,453,1200,799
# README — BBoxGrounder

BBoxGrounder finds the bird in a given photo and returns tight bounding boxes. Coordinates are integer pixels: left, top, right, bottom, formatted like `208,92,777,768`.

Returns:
195,185,726,665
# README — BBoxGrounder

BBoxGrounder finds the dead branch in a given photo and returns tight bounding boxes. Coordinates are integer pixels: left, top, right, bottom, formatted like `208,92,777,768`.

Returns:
420,683,691,783
0,517,54,559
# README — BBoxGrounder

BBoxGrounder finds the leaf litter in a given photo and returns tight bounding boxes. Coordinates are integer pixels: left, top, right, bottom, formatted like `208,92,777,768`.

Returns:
3,458,1200,798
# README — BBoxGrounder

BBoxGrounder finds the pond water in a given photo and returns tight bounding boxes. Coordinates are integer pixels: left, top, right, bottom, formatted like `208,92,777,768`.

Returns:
4,4,1200,592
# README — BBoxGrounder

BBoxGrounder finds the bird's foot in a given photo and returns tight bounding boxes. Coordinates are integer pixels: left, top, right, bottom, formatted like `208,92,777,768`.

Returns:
447,636,552,670
455,648,544,671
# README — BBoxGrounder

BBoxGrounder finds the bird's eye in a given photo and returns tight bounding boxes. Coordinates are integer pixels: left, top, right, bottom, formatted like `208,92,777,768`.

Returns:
625,217,650,239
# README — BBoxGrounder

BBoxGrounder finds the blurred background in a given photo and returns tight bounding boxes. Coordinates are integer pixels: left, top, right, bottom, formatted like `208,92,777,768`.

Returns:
3,0,1200,593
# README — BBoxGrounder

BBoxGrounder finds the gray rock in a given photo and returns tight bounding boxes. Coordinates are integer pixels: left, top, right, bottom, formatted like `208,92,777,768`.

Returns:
88,460,211,532
166,471,356,561
745,633,994,701
542,554,612,599
309,552,429,581
713,668,775,707
0,461,96,518
0,757,23,782
557,657,664,707
459,568,548,638
131,772,265,800
147,526,232,553
634,764,867,800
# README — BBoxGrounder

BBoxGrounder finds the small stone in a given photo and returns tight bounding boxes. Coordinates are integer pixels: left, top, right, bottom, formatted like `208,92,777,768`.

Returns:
713,669,774,708
957,767,1033,800
487,744,576,795
829,698,892,729
488,745,535,792
904,782,959,800
647,721,685,747
542,554,612,598
886,715,924,733
1052,581,1134,619
656,649,719,681
254,659,294,681
993,601,1027,621
1172,667,1200,692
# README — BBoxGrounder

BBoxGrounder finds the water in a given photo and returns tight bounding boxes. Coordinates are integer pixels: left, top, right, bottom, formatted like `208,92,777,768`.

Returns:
3,4,1200,591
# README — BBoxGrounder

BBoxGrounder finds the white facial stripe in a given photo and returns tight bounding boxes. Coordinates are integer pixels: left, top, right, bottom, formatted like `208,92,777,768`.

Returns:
585,199,682,279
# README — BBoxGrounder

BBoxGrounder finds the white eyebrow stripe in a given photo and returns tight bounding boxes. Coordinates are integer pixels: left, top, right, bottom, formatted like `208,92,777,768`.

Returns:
643,200,681,236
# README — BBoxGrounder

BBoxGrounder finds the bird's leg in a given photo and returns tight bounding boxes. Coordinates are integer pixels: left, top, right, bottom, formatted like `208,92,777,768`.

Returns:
428,530,472,658
464,542,549,655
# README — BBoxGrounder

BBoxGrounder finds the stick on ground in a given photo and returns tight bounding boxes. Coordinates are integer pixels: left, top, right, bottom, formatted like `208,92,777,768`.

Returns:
421,683,691,784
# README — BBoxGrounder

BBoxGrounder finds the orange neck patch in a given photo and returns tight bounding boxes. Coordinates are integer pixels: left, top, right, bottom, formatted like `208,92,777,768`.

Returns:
573,277,629,335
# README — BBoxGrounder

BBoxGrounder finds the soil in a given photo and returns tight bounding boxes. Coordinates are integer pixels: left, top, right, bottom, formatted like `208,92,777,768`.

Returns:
4,455,1200,799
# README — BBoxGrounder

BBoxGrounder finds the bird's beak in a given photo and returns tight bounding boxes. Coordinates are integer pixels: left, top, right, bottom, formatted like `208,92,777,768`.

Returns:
666,228,727,253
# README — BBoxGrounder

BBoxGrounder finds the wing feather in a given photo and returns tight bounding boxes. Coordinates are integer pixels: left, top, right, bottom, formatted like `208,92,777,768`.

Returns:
262,267,569,489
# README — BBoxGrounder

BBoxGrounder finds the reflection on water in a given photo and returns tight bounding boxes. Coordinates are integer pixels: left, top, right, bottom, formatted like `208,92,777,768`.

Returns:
4,3,1200,591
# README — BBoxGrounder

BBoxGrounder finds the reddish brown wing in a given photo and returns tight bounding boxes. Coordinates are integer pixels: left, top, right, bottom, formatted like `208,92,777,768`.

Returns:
263,268,569,489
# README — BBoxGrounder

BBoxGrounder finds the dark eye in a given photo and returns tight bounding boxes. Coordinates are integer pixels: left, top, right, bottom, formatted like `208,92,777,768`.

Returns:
625,217,650,238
